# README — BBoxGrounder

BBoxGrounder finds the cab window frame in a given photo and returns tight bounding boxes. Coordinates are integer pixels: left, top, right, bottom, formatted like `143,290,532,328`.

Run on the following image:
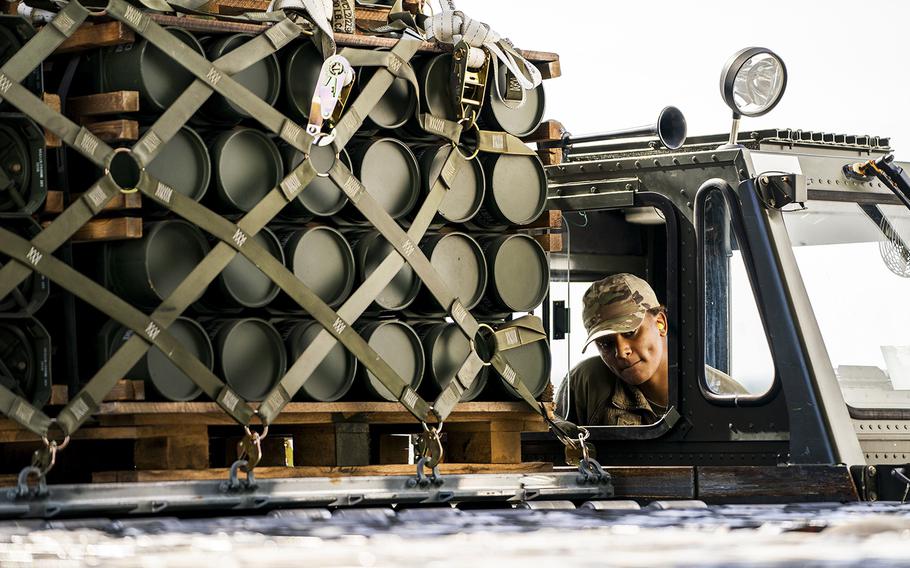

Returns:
696,181,782,407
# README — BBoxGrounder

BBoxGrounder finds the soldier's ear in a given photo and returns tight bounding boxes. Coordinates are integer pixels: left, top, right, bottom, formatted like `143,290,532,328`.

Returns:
655,312,668,336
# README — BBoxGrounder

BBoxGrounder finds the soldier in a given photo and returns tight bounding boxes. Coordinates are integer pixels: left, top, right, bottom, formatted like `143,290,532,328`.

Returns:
556,273,746,426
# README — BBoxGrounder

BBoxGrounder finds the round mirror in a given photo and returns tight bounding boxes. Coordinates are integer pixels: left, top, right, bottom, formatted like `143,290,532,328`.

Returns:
720,47,787,118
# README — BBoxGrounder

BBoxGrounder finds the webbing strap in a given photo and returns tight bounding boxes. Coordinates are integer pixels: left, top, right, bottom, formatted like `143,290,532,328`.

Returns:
329,161,481,339
0,228,256,435
0,384,51,437
476,129,537,156
133,17,304,167
339,46,463,143
0,176,119,301
258,148,468,423
0,74,113,167
332,35,422,149
136,171,432,423
2,3,87,81
106,0,307,152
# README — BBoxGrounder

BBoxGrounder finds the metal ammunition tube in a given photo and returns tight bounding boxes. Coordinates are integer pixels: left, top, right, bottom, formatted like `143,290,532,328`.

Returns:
280,319,356,402
412,232,487,314
206,128,283,214
279,143,351,219
200,33,281,124
198,227,283,310
478,64,545,137
99,317,211,402
0,115,47,215
476,234,549,315
0,218,48,316
416,143,485,224
352,319,424,402
473,153,547,229
208,318,286,402
339,137,420,224
106,219,211,309
350,230,421,312
276,225,356,310
415,321,487,402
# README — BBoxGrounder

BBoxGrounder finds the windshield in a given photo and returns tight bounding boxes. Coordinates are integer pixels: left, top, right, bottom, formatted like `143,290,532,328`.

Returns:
783,200,910,409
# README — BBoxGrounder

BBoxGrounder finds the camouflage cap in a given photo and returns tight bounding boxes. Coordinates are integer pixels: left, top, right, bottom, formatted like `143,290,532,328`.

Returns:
581,273,660,352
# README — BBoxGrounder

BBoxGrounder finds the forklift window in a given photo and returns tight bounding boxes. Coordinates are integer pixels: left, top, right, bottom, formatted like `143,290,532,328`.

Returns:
701,188,775,397
784,200,910,410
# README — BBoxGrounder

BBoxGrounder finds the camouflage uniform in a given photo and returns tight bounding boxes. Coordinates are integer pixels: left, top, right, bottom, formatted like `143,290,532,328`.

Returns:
555,273,748,426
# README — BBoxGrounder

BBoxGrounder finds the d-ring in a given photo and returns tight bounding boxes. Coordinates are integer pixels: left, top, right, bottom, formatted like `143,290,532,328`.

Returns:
452,119,481,161
469,323,496,367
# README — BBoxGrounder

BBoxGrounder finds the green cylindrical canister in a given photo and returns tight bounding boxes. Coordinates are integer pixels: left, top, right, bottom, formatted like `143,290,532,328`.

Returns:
416,322,487,402
99,317,211,402
96,27,205,113
201,227,283,309
280,40,321,125
356,61,417,130
207,128,283,213
280,143,351,218
475,153,547,228
144,126,211,202
0,218,48,316
403,54,458,139
282,319,356,402
202,33,281,123
491,335,551,400
354,320,424,401
278,226,355,309
351,231,421,311
479,65,545,137
478,234,549,314
341,138,420,224
416,144,485,224
210,318,286,401
414,232,487,313
0,317,51,408
107,220,211,308
0,115,46,215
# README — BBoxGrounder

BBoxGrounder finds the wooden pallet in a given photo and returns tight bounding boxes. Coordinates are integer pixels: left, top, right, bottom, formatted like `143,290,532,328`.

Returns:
0,402,552,483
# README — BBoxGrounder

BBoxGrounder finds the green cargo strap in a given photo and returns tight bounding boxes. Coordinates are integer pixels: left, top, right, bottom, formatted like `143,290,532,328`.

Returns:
134,171,432,423
0,228,256,435
258,148,468,423
328,160,482,339
133,17,304,166
0,73,113,167
1,3,88,82
475,129,537,156
106,0,307,152
0,384,52,437
491,316,547,352
332,35,423,149
339,47,462,143
0,176,119,301
432,315,548,422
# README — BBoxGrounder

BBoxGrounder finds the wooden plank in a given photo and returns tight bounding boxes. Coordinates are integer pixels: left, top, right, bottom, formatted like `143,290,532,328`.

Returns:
134,424,209,469
86,119,139,143
534,59,561,81
293,423,370,467
103,380,146,402
606,466,696,500
697,465,859,503
522,120,565,144
519,210,563,230
43,191,142,216
42,217,143,243
42,93,62,148
56,21,135,54
378,434,411,465
49,385,68,406
537,147,563,166
92,462,554,482
534,232,562,253
68,91,140,117
446,420,524,464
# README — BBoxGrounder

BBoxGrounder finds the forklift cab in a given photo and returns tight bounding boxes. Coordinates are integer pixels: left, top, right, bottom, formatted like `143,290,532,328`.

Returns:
529,127,910,502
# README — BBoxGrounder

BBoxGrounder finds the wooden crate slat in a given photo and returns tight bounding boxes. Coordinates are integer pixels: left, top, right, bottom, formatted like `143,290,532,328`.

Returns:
68,91,140,117
86,119,139,142
42,93,62,148
92,462,555,483
41,217,143,243
55,21,135,54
